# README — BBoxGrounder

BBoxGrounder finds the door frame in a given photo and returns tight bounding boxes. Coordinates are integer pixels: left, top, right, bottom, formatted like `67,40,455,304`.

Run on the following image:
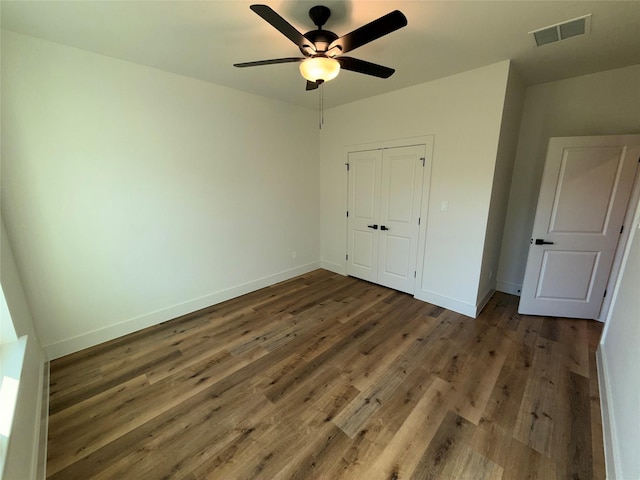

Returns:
343,135,434,295
600,162,640,320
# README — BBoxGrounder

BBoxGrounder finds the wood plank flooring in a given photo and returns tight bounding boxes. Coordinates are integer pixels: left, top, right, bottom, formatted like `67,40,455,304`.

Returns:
47,269,605,479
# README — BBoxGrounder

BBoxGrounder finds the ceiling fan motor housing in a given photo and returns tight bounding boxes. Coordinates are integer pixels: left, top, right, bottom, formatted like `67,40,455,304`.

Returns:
302,6,339,55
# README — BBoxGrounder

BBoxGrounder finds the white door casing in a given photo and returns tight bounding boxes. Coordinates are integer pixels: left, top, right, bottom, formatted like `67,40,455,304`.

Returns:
519,135,640,319
347,144,426,294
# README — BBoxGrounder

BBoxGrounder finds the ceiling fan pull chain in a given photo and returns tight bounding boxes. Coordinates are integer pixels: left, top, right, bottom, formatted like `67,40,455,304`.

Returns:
319,82,324,129
321,83,324,128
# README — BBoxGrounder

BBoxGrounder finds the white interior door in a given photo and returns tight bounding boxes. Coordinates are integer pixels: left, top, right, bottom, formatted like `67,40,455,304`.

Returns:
347,149,382,283
378,145,426,293
519,135,640,319
347,145,425,294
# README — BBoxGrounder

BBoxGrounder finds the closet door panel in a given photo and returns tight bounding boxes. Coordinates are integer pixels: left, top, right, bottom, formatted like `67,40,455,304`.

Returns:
347,149,382,283
378,145,426,294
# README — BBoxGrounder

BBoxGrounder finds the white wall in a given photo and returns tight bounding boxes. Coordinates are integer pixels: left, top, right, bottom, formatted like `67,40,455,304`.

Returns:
1,218,46,480
320,61,511,316
477,67,525,307
497,65,640,295
1,31,320,358
598,197,640,480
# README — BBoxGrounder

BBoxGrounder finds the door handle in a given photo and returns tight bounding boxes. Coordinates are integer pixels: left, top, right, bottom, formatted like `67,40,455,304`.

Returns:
381,226,389,231
367,224,378,230
534,238,554,245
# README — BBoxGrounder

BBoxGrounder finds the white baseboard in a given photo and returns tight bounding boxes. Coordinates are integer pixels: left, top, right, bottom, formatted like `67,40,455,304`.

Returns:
476,288,495,317
320,259,345,275
414,290,477,318
596,346,618,479
495,279,522,296
44,262,321,360
36,361,49,480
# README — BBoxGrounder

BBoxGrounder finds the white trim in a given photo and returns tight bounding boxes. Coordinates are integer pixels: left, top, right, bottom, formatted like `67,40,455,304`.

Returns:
599,164,640,321
345,135,436,153
414,290,477,318
476,288,495,316
320,260,345,275
413,137,435,300
44,262,320,359
495,279,522,296
0,335,44,480
36,362,49,480
0,337,27,478
597,346,618,479
27,351,44,480
597,194,640,479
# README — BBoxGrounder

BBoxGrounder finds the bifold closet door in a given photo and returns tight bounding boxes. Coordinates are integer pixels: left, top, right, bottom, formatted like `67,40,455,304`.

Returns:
347,144,425,294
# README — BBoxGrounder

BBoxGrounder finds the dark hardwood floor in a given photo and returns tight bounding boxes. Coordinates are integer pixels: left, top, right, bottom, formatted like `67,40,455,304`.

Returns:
47,269,605,479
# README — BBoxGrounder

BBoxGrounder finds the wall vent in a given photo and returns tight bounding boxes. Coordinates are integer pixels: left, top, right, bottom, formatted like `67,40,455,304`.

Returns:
529,14,592,47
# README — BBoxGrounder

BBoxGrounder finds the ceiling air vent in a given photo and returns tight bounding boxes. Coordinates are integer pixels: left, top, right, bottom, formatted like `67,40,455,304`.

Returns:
529,14,592,47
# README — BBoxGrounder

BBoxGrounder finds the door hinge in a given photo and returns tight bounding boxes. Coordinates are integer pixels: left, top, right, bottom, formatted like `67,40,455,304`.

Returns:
418,217,421,225
346,163,350,171
346,254,348,261
346,210,349,218
420,157,425,167
414,271,416,278
620,225,624,234
604,289,607,298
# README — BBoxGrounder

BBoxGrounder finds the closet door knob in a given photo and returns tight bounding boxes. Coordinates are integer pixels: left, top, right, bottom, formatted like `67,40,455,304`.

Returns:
380,226,389,231
367,224,378,230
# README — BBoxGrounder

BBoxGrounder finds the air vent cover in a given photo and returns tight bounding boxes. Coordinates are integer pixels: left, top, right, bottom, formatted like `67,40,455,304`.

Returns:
530,14,592,47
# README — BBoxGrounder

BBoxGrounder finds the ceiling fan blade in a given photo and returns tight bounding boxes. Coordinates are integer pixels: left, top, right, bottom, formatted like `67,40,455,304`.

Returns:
337,57,395,78
306,81,319,91
250,4,313,50
234,57,304,68
330,10,407,54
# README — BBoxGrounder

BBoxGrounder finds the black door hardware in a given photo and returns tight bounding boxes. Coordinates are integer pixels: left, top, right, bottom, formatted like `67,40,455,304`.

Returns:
367,224,378,229
534,238,554,245
381,226,389,231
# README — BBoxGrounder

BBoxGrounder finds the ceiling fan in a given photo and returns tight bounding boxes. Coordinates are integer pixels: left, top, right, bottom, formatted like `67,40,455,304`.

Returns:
234,4,407,90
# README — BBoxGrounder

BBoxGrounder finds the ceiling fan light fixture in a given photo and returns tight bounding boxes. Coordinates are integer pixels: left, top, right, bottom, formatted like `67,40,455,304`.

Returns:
299,56,340,83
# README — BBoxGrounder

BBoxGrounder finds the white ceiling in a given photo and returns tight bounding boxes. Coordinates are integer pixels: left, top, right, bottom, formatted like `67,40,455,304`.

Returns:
2,1,639,109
